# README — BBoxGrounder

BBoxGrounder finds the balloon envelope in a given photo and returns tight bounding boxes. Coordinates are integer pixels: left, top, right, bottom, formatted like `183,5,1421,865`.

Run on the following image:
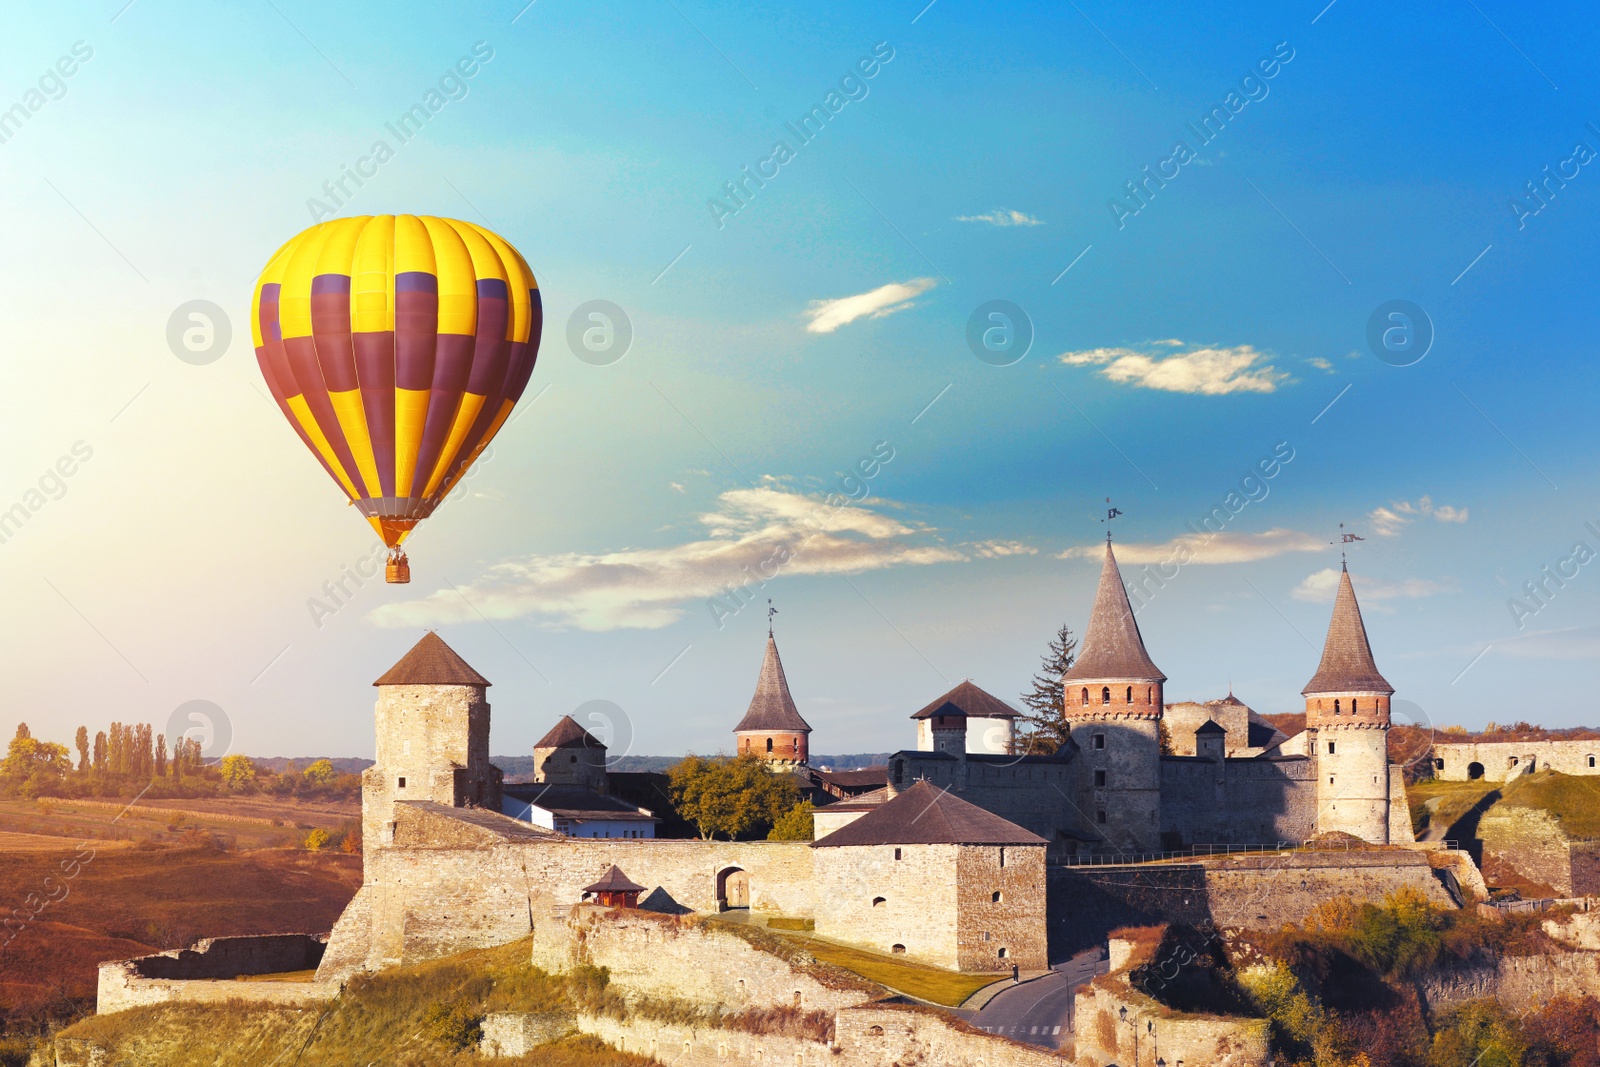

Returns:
252,216,541,548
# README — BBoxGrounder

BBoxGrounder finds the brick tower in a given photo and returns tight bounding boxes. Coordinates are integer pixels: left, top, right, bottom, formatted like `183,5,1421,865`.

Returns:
362,633,502,858
733,631,811,766
1061,540,1166,851
1303,563,1394,843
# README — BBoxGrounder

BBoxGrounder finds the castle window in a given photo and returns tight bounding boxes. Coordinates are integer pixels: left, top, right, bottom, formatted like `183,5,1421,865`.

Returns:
1094,770,1107,787
992,891,1002,903
999,847,1006,867
1081,687,1089,704
1510,757,1518,766
1328,742,1336,755
1094,734,1105,750
1436,758,1445,770
766,738,773,753
998,947,1008,959
1101,686,1111,705
1126,686,1133,703
1591,756,1596,768
871,897,886,907
570,755,578,763
894,848,902,861
1097,810,1107,824
1352,699,1359,714
1334,700,1341,714
397,776,406,789
1147,686,1153,703
1329,776,1335,785
891,944,906,954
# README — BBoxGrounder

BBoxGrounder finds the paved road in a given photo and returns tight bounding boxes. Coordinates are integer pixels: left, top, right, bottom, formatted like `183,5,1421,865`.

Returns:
960,948,1108,1050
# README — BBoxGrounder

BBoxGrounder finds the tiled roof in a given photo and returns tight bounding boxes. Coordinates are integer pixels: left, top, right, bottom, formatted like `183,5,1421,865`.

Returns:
1302,565,1394,695
910,681,1019,720
535,715,604,750
503,786,656,821
373,632,490,687
733,636,812,733
811,780,1046,848
1062,542,1166,683
584,864,647,894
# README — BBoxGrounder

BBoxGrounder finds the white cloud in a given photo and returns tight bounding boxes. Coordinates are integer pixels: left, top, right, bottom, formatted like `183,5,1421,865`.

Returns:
969,539,1039,558
1306,357,1334,373
369,483,965,632
669,482,685,493
954,209,1043,227
803,278,937,334
1058,342,1289,395
1291,568,1457,603
1369,496,1469,537
1059,528,1325,565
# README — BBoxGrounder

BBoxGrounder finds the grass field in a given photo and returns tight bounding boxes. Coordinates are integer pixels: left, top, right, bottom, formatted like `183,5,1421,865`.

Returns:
0,796,358,852
1403,778,1499,839
744,923,1002,1007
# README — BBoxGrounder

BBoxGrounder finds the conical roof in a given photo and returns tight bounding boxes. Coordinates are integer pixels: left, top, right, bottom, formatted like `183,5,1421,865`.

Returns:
733,636,812,734
373,632,490,687
535,715,605,750
583,864,646,894
1302,565,1393,695
1062,541,1165,683
812,780,1046,847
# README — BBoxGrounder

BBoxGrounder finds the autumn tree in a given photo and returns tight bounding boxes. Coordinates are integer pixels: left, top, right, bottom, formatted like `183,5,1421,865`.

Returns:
669,754,801,840
302,759,337,786
154,734,168,777
1017,623,1077,755
74,726,89,773
767,799,815,841
220,754,256,789
92,730,107,772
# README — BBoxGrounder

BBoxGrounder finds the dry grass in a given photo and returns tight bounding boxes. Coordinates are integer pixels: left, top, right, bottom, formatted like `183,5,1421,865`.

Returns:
1500,771,1600,839
743,924,1003,1007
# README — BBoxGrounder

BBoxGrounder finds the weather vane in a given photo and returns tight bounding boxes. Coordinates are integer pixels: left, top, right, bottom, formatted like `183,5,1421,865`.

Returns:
1331,522,1365,562
767,598,778,636
1100,497,1123,542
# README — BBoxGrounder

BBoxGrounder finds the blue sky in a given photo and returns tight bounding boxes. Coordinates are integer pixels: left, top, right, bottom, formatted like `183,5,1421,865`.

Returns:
2,0,1598,761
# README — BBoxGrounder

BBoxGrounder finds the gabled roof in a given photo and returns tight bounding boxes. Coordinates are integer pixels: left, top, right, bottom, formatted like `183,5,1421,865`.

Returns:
811,780,1046,848
817,786,890,812
1195,719,1227,735
536,715,604,750
1302,565,1394,695
734,636,812,734
373,632,490,687
584,864,646,894
911,681,1019,720
1062,541,1166,683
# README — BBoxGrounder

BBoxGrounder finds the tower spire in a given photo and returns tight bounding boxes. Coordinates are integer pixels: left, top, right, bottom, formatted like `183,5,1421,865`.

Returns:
1063,540,1165,684
1303,565,1392,696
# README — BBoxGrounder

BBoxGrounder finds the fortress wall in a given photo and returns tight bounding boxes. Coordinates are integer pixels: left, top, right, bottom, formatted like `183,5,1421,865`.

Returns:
530,907,876,1013
1072,980,1271,1067
956,844,1049,971
1158,759,1317,846
97,934,338,1014
1419,951,1600,1015
1480,805,1577,895
813,843,959,969
1432,740,1600,782
891,754,1089,857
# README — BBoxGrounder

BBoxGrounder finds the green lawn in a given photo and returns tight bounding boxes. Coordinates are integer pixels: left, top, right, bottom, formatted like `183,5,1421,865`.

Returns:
752,925,1004,1007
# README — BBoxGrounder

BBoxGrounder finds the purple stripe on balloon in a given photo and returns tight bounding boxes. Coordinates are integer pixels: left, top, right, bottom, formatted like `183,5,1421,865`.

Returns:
354,331,397,498
410,333,476,496
310,284,358,393
311,273,352,295
258,283,282,344
395,271,438,294
258,339,342,491
395,290,438,391
475,277,509,300
284,335,369,499
464,295,509,394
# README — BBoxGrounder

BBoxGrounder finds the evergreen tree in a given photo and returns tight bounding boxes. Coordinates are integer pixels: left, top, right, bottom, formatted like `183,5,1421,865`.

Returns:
75,726,89,773
1016,624,1077,755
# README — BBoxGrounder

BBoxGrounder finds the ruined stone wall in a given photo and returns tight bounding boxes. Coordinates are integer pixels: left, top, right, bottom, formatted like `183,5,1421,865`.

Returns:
97,935,336,1015
955,843,1049,971
530,907,875,1013
1481,805,1577,895
1432,740,1600,782
1419,951,1600,1015
1072,980,1271,1067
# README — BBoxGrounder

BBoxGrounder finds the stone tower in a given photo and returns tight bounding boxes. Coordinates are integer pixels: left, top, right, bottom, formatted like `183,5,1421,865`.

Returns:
1061,540,1166,851
362,632,502,858
533,714,609,794
733,633,812,766
1303,563,1394,843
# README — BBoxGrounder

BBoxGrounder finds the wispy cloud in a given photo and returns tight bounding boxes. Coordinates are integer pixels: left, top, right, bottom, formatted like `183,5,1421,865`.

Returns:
969,539,1039,558
954,209,1043,227
1369,496,1468,537
369,483,964,631
1059,528,1325,565
1058,341,1289,395
1291,567,1457,603
803,278,937,334
1306,357,1334,373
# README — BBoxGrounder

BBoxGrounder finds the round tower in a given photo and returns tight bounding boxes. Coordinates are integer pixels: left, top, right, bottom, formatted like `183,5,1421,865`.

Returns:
1304,563,1394,843
1061,540,1166,851
733,633,812,766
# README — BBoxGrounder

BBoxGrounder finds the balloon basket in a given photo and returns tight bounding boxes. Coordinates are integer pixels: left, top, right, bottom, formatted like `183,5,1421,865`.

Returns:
386,553,410,584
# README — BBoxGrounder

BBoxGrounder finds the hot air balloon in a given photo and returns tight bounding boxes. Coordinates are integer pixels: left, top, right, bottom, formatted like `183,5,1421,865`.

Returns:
251,216,542,583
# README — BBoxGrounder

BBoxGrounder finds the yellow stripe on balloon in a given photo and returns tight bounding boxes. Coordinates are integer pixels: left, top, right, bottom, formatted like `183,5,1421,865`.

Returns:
252,232,304,348
445,219,508,290
434,397,513,500
286,394,359,499
352,215,396,334
278,224,336,341
422,216,476,337
466,223,535,342
394,387,430,496
313,216,369,281
422,392,487,497
328,389,382,497
393,215,435,276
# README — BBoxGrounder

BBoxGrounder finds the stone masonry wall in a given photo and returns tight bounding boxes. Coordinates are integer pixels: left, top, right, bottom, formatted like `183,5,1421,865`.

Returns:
98,935,336,1015
956,843,1049,971
812,842,959,970
1072,979,1271,1067
1160,757,1317,846
1480,805,1578,895
1432,740,1600,782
